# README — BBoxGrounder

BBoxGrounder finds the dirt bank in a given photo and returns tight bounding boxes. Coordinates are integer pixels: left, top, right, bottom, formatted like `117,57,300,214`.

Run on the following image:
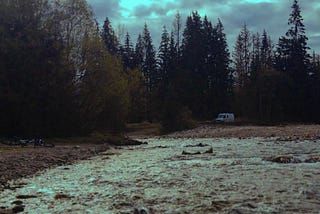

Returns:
0,144,111,191
164,124,320,139
0,138,144,192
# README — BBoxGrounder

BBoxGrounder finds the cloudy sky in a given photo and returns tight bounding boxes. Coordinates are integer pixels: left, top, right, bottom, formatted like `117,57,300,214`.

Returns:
87,0,320,53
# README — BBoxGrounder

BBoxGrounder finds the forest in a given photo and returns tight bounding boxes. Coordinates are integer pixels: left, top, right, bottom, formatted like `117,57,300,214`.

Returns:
0,0,319,137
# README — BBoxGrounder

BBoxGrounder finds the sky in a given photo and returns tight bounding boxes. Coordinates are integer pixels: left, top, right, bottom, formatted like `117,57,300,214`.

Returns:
87,0,320,54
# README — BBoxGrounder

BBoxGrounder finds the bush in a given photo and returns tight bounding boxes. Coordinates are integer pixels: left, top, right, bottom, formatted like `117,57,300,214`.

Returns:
161,106,195,134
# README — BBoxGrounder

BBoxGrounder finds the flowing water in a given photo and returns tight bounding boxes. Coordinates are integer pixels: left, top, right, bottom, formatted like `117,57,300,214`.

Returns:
1,138,320,213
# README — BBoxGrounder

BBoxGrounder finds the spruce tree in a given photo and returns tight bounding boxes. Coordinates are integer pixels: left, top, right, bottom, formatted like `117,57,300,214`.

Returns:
275,0,311,121
233,23,251,88
251,32,261,81
260,30,273,69
135,34,144,69
214,19,232,94
101,17,119,55
142,23,157,91
276,0,310,82
122,32,135,69
158,26,170,81
206,19,232,116
173,11,182,57
180,12,208,118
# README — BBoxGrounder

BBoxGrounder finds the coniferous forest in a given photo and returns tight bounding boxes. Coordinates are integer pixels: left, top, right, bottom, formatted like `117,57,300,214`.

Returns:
1,0,320,137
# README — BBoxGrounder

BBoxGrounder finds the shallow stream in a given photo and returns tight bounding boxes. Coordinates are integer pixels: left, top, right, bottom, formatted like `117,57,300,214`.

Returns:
1,138,320,213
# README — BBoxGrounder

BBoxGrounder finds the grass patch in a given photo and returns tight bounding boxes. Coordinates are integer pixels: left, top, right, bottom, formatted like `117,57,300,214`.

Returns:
46,132,144,146
126,122,161,136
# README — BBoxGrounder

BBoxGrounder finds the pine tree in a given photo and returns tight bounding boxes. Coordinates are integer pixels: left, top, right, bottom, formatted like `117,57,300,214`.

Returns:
181,11,205,73
181,11,207,118
142,23,157,91
121,32,135,69
276,0,310,81
173,11,182,57
206,19,232,116
135,34,144,69
203,15,215,87
169,31,178,73
233,23,251,88
158,26,170,81
101,17,119,55
214,19,232,94
251,32,261,81
275,0,311,121
260,30,273,69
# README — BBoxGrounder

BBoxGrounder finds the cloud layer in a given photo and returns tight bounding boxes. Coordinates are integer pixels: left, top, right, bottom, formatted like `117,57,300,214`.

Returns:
88,0,320,53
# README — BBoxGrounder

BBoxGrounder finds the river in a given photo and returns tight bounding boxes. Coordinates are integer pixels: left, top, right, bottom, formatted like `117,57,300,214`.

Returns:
1,138,320,213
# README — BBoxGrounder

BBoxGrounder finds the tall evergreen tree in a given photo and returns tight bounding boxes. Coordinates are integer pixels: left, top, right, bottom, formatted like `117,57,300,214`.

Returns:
276,0,310,81
204,18,232,116
121,32,135,69
169,32,178,72
260,30,273,69
101,17,119,55
213,19,232,100
251,32,261,81
158,26,171,82
135,34,144,69
181,12,205,73
233,23,251,88
173,11,182,57
180,11,208,118
141,23,157,92
275,0,311,120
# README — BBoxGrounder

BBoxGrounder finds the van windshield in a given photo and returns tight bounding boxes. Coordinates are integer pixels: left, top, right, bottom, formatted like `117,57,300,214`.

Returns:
218,114,225,118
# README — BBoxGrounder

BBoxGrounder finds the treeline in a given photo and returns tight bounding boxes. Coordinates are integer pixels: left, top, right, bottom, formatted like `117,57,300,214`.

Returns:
233,0,320,123
103,12,233,131
0,0,319,137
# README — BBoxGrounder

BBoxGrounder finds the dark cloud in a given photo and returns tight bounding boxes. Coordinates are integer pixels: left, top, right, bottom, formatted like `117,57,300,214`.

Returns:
89,0,121,22
87,0,320,53
132,2,177,18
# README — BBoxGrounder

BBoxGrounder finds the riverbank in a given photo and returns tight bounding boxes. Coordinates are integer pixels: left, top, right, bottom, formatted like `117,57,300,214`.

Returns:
164,124,320,140
0,137,144,192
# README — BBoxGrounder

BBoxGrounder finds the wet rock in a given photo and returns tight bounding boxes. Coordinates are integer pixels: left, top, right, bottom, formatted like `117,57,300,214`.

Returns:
245,202,257,209
211,200,231,211
54,194,73,200
132,195,143,200
265,155,302,163
133,207,149,214
182,150,201,155
16,195,37,199
204,147,213,154
305,155,320,163
112,201,133,209
12,205,24,213
155,145,169,148
303,190,320,200
10,201,23,206
228,208,244,214
185,143,208,147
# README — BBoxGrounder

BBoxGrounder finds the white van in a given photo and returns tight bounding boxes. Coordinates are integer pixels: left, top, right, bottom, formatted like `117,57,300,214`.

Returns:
215,113,235,122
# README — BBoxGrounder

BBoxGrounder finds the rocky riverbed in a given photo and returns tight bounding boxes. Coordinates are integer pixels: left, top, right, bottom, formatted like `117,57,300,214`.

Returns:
1,136,320,213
